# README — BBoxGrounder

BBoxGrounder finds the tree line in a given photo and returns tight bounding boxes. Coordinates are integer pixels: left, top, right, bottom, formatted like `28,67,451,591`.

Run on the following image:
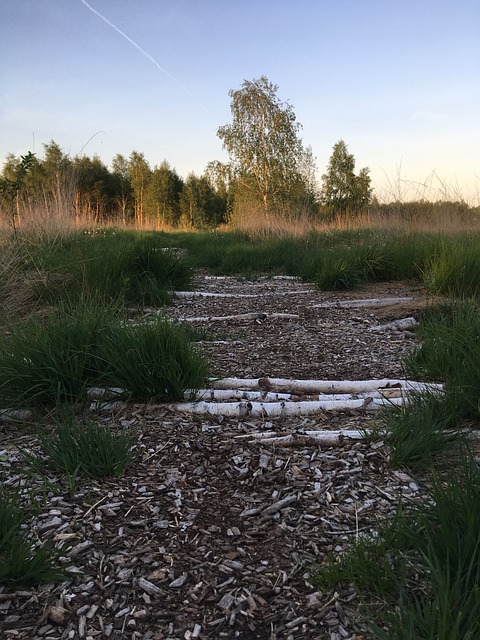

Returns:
0,76,375,231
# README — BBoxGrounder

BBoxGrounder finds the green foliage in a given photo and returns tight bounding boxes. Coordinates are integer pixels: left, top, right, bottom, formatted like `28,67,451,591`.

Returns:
96,316,209,401
311,246,384,290
374,454,480,640
422,238,480,298
31,230,193,305
314,504,410,600
217,76,317,215
0,151,37,237
321,140,373,215
179,173,226,228
382,393,465,470
405,300,480,421
315,454,480,639
0,489,66,587
0,300,208,408
144,160,183,226
24,414,135,492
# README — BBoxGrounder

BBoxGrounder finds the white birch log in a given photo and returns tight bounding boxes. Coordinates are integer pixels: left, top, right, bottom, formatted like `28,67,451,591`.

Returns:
87,387,127,400
185,388,413,402
178,312,299,322
209,377,443,395
185,389,294,402
174,291,257,299
163,396,405,417
369,317,419,332
174,290,315,298
0,408,33,421
251,429,371,446
313,297,414,309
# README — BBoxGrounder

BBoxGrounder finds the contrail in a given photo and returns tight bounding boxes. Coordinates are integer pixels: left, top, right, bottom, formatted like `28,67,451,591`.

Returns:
79,0,210,113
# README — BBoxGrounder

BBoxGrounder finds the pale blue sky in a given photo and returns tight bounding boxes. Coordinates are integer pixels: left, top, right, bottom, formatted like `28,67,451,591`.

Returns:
1,0,479,202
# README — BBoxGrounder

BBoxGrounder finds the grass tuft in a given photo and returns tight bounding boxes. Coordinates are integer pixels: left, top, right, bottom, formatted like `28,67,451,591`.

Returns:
0,301,208,408
0,489,66,587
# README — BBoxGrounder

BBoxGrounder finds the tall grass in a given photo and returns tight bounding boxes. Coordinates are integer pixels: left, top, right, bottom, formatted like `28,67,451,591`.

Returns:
0,300,208,408
405,300,480,422
314,452,480,639
422,238,480,298
28,230,194,305
374,452,480,640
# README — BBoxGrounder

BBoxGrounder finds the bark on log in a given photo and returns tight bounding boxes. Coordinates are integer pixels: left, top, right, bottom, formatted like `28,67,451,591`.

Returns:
163,396,404,418
0,408,33,421
87,387,126,400
313,297,414,309
250,429,370,446
185,388,418,402
369,317,419,332
174,290,314,298
209,377,443,395
179,312,299,322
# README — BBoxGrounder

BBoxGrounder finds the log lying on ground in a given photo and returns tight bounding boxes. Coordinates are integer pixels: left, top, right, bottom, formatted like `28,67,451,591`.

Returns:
369,317,419,332
174,290,315,298
177,312,299,322
313,297,414,309
87,387,127,400
209,377,443,395
0,408,33,422
247,429,372,446
163,396,405,418
187,387,422,402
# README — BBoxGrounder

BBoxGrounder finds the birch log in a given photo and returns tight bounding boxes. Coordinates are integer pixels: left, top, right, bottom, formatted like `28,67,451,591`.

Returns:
250,429,371,446
163,396,404,418
369,317,419,332
178,312,299,322
209,377,443,395
186,388,414,402
174,290,315,298
313,297,413,309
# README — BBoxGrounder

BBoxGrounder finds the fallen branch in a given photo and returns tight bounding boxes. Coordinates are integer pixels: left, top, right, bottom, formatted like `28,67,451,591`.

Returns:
174,290,315,298
178,312,299,322
369,317,419,332
313,297,414,309
209,377,443,395
249,429,371,446
163,396,404,417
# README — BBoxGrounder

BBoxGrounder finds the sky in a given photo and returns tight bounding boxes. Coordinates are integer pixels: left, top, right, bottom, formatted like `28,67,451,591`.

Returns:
0,0,479,203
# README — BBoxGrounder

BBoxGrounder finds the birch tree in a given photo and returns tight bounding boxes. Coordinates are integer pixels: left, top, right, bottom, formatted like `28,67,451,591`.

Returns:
217,76,310,214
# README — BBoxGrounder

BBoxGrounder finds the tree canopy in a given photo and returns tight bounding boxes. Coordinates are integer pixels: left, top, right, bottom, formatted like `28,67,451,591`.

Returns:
321,140,373,215
217,76,316,214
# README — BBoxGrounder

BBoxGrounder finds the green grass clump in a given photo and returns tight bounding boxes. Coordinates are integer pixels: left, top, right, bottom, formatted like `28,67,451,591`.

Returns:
375,453,480,640
314,504,411,600
405,300,480,422
314,453,480,639
37,418,135,479
29,230,194,305
382,393,466,471
0,489,66,587
0,301,208,408
422,239,480,298
21,413,136,494
97,316,209,401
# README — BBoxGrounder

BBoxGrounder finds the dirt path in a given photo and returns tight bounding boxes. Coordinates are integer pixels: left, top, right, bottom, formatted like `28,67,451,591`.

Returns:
0,276,430,640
